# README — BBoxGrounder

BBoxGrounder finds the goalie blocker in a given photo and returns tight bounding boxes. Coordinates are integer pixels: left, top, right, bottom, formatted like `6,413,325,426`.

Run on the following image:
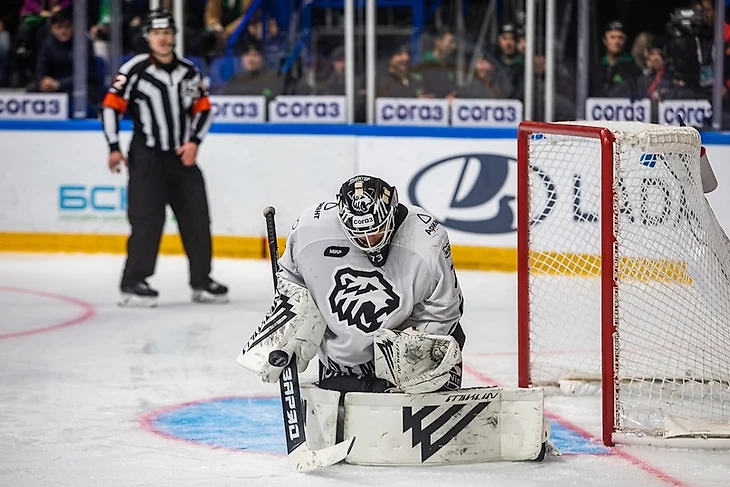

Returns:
302,383,553,465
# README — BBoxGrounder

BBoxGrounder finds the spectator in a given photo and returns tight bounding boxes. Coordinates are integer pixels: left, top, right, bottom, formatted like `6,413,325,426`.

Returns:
459,50,512,99
697,0,729,93
377,45,432,98
32,9,102,109
244,11,282,68
631,31,654,75
0,1,23,86
88,0,111,56
318,45,345,96
590,21,641,97
416,30,458,99
516,25,526,57
494,23,524,99
423,30,457,64
532,53,577,121
12,0,71,87
699,0,730,42
313,45,367,121
636,37,670,101
89,0,147,59
202,0,255,57
222,42,291,100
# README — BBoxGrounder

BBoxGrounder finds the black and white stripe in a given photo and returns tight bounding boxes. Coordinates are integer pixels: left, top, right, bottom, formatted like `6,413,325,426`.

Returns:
102,54,212,152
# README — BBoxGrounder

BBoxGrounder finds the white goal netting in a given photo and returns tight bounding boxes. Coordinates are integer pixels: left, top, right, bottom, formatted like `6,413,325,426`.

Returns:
522,121,730,439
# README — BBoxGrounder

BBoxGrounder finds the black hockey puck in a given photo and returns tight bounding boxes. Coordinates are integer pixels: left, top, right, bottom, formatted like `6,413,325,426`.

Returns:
268,350,289,367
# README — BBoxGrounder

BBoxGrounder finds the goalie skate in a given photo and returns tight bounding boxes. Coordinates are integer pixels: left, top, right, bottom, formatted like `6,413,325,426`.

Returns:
118,282,158,308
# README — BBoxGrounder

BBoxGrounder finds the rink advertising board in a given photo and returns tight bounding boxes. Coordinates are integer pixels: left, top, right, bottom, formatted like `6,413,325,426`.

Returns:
0,128,354,260
0,93,68,121
1,121,730,271
585,98,652,123
657,99,714,127
450,99,523,128
374,98,523,128
268,96,346,124
209,96,266,123
585,97,714,128
375,98,451,127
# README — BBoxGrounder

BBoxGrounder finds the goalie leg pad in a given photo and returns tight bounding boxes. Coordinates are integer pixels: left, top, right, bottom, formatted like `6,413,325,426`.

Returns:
236,279,326,383
300,383,342,451
341,386,549,465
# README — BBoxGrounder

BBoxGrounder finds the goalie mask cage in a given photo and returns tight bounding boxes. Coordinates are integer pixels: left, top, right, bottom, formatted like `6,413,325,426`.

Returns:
516,121,730,448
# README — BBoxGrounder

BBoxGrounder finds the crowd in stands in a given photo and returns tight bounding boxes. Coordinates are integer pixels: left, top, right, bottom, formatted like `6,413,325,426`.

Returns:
0,0,728,125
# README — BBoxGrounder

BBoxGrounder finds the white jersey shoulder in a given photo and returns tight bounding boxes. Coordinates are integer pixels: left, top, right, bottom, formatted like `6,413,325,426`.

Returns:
292,201,344,237
118,53,150,74
290,200,344,241
390,204,450,264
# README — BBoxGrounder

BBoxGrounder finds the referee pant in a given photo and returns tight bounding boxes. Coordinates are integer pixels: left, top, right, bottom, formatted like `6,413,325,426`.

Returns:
121,137,213,289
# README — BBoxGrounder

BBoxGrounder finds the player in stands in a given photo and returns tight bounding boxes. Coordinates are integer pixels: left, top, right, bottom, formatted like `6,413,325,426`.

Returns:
239,174,466,394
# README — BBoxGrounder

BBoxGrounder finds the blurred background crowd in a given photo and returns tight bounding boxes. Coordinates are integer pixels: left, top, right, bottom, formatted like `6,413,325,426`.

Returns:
0,0,728,127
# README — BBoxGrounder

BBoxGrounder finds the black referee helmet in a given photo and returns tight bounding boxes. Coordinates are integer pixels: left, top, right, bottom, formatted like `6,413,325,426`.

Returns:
143,8,177,36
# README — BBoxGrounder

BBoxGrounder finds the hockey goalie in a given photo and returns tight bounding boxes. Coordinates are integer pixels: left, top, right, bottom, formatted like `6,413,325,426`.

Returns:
236,175,552,466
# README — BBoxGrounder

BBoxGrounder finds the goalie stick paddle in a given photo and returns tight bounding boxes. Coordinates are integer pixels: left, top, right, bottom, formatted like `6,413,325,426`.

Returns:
262,206,355,473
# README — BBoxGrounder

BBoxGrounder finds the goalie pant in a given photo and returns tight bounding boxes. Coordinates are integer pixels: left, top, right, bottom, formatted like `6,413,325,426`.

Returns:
316,323,466,393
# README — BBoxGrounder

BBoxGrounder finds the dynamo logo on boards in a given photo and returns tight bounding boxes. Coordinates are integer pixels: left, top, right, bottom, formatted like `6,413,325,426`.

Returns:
408,154,555,235
408,154,517,234
408,154,550,235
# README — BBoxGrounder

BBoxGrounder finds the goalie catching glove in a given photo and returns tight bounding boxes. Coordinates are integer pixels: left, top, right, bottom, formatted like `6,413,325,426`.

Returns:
374,328,461,394
236,279,327,383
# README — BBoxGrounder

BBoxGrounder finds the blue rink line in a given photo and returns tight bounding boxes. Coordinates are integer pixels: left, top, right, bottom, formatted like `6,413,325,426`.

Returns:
148,396,610,456
1,119,730,144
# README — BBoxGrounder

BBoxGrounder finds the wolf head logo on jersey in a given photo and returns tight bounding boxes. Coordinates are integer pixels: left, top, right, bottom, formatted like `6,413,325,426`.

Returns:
328,267,401,334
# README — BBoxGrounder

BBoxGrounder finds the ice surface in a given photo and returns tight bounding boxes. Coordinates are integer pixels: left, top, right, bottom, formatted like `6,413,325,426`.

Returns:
1,253,729,486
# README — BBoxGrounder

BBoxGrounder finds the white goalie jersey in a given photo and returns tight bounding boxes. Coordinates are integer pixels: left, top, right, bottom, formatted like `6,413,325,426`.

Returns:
277,201,464,376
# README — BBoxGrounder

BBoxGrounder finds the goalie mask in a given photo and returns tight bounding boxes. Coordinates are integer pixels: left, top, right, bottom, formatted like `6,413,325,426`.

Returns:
337,175,399,266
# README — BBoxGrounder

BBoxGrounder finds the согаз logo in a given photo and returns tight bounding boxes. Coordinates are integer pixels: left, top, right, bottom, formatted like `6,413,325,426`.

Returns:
408,154,518,234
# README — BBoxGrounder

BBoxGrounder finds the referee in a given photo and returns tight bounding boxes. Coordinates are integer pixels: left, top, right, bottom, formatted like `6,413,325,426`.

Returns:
101,8,228,307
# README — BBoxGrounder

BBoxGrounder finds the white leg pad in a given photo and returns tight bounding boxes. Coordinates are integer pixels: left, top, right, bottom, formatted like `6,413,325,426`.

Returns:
342,386,548,465
498,388,550,461
300,383,341,451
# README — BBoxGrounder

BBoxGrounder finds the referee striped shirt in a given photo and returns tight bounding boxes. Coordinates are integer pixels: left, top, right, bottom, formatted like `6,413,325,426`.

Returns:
101,53,213,153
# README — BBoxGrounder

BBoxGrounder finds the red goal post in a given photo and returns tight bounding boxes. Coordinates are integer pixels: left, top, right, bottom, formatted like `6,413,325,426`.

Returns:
516,120,730,448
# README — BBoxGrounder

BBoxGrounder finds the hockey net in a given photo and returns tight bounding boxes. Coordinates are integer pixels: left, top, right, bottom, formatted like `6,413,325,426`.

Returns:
517,121,730,447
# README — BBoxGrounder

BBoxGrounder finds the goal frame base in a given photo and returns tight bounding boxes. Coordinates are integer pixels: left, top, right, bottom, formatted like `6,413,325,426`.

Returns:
613,433,730,450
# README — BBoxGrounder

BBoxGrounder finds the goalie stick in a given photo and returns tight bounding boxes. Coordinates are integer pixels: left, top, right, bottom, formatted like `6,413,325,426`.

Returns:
262,205,356,473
